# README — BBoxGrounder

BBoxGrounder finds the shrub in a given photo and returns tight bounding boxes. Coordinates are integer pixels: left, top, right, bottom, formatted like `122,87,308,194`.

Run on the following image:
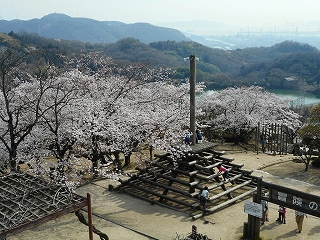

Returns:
311,158,320,168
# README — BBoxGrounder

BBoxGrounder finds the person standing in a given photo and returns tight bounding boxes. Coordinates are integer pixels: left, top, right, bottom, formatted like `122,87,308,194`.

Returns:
199,186,209,210
277,205,286,224
295,210,307,233
184,133,191,145
196,130,203,143
262,139,267,153
261,197,269,225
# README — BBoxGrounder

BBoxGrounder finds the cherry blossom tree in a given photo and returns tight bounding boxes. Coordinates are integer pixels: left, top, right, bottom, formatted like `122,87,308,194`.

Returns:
107,80,199,167
15,70,94,184
72,55,205,171
298,103,320,171
0,47,64,171
198,86,301,143
2,48,205,183
10,54,113,179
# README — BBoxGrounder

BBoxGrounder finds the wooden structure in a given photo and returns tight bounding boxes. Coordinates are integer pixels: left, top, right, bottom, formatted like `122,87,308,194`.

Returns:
0,172,88,239
244,177,320,239
257,123,289,155
115,142,261,219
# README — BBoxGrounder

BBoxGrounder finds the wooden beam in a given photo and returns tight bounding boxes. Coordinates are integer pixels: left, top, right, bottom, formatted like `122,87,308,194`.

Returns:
194,162,220,171
208,180,253,201
192,188,257,220
173,168,198,176
127,182,194,208
195,166,234,181
191,174,245,208
156,173,200,187
208,173,243,191
136,176,193,198
0,199,88,239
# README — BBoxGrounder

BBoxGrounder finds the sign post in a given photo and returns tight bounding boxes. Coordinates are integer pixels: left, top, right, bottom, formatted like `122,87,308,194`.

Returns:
244,200,263,218
243,194,261,239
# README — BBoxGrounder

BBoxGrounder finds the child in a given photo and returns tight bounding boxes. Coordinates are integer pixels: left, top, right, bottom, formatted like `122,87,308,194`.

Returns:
199,186,209,209
196,130,203,143
261,198,269,225
217,164,229,181
184,133,191,145
277,205,286,224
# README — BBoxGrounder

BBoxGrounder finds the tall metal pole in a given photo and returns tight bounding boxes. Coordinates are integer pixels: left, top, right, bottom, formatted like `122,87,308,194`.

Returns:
190,55,196,145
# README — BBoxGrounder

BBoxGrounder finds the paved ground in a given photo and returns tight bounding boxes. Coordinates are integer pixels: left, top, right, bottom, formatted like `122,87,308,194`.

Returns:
8,144,320,240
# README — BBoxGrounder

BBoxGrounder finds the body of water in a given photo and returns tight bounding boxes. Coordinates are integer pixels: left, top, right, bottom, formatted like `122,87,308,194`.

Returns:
206,89,320,106
268,89,320,106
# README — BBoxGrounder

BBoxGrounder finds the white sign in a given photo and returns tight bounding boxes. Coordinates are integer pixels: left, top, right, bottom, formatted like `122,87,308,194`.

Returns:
278,191,287,202
244,200,263,218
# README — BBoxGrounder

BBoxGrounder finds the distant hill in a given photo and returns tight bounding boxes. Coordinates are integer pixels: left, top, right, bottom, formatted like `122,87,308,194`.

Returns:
87,39,320,95
0,13,190,44
1,31,320,96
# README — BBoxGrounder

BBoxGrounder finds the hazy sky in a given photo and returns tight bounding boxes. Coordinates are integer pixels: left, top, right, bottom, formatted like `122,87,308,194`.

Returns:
2,0,320,28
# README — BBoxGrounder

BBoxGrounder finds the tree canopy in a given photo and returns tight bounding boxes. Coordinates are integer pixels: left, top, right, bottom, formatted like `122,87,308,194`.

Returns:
0,45,205,184
1,33,316,184
198,86,302,142
295,103,320,171
298,103,320,149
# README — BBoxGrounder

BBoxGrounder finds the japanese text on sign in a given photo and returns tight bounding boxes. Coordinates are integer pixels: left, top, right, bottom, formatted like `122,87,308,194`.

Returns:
244,200,262,218
278,191,287,202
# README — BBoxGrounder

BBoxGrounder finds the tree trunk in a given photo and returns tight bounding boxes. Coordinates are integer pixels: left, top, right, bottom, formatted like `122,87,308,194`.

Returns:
305,159,310,171
9,147,17,171
149,146,153,161
90,149,100,177
113,152,122,172
10,159,17,171
304,150,312,171
124,153,131,167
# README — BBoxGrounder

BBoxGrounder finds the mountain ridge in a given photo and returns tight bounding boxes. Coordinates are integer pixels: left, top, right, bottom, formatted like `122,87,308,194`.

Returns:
1,24,320,96
0,13,190,44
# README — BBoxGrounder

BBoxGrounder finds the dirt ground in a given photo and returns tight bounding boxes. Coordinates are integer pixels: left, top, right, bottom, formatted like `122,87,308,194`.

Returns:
8,143,320,240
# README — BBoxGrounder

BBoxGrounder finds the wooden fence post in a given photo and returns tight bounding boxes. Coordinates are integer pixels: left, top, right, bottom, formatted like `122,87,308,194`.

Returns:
87,193,93,240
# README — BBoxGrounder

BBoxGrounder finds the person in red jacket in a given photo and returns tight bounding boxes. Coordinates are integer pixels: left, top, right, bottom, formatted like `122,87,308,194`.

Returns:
277,205,286,224
217,164,229,181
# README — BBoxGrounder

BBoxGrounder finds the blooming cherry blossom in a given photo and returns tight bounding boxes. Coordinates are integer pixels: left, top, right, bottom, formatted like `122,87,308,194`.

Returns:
199,86,301,142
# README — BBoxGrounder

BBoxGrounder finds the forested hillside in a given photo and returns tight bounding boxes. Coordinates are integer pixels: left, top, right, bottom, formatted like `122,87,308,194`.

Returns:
0,13,189,44
1,31,320,95
148,40,320,92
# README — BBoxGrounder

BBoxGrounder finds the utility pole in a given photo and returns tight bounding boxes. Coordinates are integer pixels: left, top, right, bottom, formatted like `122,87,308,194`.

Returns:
189,55,196,145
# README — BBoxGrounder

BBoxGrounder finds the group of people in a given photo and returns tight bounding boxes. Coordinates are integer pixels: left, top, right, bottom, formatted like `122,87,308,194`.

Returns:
200,178,307,234
260,198,307,234
199,164,232,210
184,130,203,145
260,202,286,225
276,205,307,233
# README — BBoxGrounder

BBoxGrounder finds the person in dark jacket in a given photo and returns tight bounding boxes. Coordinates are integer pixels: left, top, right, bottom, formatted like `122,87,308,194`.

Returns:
196,130,203,143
